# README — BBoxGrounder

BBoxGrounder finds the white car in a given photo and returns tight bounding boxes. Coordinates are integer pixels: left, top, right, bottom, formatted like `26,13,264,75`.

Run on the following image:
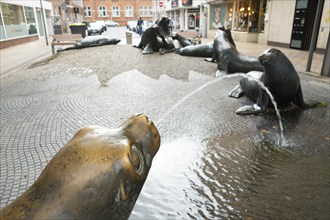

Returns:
87,22,103,35
126,20,137,32
142,21,153,32
95,20,107,31
105,20,119,27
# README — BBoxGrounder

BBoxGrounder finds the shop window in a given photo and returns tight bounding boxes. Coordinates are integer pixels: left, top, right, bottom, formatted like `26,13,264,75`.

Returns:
24,6,37,35
210,0,266,33
260,0,267,33
234,0,262,33
210,3,233,29
112,6,119,17
99,6,107,17
225,3,234,30
125,6,132,17
85,6,91,17
188,14,195,29
1,3,28,38
0,12,5,39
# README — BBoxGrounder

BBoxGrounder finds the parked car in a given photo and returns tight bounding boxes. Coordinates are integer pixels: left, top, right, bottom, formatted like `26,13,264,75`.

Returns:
126,20,137,32
105,20,119,27
87,22,103,35
95,20,107,31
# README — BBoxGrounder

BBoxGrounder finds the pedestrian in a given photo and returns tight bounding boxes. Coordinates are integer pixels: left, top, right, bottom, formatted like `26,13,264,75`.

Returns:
137,17,144,36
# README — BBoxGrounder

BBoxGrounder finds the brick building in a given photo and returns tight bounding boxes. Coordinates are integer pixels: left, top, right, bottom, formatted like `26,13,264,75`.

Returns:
83,0,154,26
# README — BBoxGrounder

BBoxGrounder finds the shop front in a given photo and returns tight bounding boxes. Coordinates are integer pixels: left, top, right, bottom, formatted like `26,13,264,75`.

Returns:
0,0,52,49
208,0,267,43
166,0,202,32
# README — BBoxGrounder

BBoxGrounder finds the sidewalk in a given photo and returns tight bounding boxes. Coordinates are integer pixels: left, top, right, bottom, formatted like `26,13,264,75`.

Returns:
0,38,53,77
0,32,327,78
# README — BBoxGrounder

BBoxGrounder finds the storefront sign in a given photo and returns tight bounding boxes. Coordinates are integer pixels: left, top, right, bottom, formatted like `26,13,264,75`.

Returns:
188,8,200,13
171,0,178,8
182,0,192,7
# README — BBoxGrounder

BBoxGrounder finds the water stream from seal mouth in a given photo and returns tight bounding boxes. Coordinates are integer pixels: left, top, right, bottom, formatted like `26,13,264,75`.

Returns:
156,73,286,145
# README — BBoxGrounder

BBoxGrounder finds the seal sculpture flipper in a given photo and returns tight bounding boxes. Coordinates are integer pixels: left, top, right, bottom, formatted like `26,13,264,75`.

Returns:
0,114,160,220
229,71,263,99
143,42,155,54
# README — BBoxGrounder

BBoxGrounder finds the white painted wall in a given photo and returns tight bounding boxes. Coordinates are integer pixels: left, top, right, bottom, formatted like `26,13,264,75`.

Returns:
268,0,296,44
317,0,330,49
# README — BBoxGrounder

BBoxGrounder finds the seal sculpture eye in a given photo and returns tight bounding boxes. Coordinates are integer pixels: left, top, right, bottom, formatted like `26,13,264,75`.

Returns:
0,114,160,220
128,144,144,176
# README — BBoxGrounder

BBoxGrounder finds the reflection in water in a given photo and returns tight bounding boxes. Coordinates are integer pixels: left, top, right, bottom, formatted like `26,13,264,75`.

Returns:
131,135,329,219
128,71,329,219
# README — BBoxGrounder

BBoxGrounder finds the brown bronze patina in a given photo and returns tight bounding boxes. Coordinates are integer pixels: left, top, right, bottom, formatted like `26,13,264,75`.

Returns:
0,114,160,220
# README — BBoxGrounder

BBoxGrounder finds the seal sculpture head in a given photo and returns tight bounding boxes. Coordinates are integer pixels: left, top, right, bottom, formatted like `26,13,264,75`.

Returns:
0,114,160,220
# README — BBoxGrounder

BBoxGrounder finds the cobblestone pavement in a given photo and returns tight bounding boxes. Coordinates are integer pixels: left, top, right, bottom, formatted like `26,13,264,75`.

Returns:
0,44,329,218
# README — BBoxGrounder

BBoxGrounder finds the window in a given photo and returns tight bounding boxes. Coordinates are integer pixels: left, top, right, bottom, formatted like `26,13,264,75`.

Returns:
144,6,148,16
148,6,152,16
1,3,28,38
85,6,91,17
139,6,152,17
24,6,37,35
125,6,132,17
0,12,5,39
99,6,107,17
234,0,263,33
210,0,266,33
112,6,119,17
234,0,250,32
139,6,143,16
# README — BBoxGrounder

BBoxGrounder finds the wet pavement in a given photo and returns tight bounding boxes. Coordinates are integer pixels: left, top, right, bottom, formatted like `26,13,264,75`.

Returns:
0,38,330,219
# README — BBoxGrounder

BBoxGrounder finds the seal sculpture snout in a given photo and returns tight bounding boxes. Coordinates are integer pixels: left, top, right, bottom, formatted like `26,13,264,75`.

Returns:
258,48,277,64
122,114,161,168
0,114,160,220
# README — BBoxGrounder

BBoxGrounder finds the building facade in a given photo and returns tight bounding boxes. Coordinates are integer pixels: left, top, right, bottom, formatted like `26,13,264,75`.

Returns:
206,0,329,52
163,0,207,34
83,0,153,26
0,0,53,49
47,0,85,34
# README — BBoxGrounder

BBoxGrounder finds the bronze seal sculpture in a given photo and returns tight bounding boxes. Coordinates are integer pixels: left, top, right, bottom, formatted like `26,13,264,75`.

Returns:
57,35,121,52
134,17,174,54
0,114,160,220
230,48,320,115
176,27,235,58
212,28,263,76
